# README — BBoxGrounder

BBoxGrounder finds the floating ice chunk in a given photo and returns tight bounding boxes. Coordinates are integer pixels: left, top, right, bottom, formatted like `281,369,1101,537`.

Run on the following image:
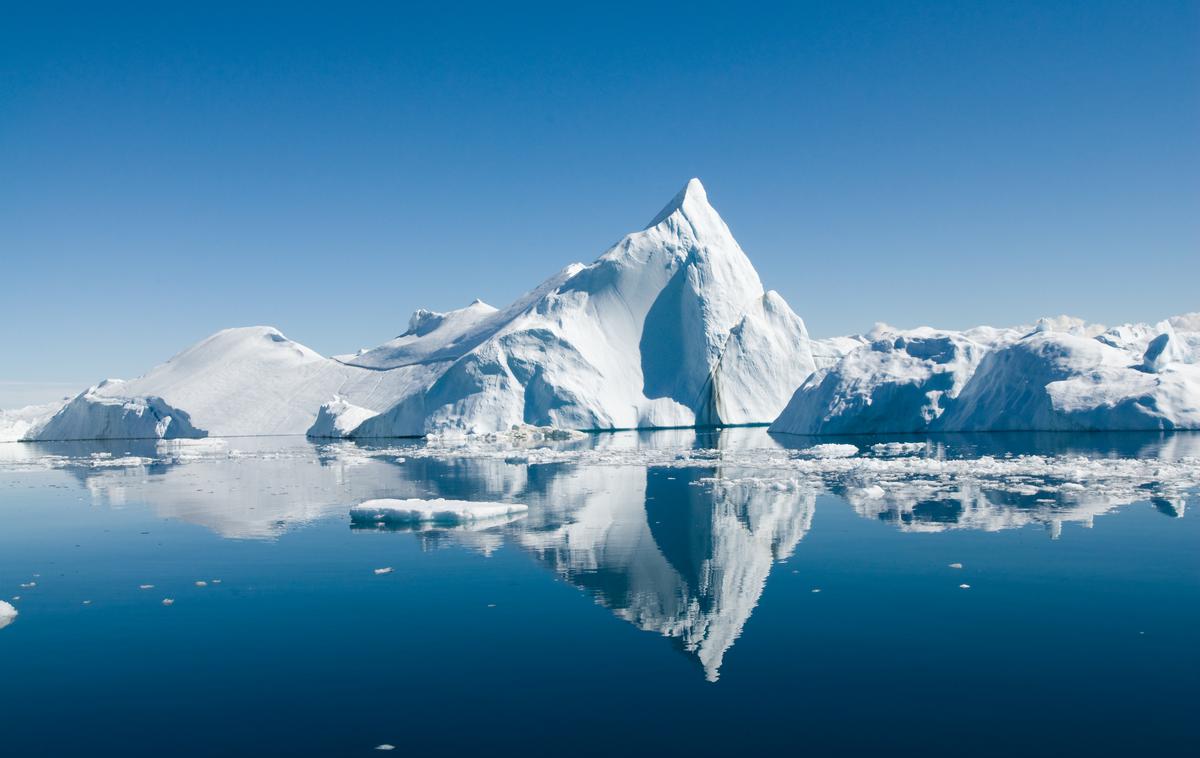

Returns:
19,582,36,589
794,443,858,459
373,567,393,575
959,584,971,589
351,498,530,526
860,485,886,499
162,598,175,606
0,600,17,629
871,442,929,456
194,581,208,587
139,584,155,590
948,563,963,569
375,746,395,752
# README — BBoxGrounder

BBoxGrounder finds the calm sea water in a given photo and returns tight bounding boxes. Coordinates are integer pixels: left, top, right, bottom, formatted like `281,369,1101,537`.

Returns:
1,429,1197,756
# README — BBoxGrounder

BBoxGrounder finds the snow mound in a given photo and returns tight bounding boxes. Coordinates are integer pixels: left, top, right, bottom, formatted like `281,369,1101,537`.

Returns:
307,397,378,438
0,600,16,630
351,178,814,436
349,498,529,525
771,326,1005,434
27,326,440,440
33,382,205,440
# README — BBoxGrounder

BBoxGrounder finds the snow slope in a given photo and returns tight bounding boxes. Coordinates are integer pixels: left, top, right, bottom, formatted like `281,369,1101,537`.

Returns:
351,178,815,436
27,327,442,440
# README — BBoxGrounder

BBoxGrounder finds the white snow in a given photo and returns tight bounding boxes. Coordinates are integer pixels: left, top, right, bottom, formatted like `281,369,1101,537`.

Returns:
350,498,529,526
0,600,17,630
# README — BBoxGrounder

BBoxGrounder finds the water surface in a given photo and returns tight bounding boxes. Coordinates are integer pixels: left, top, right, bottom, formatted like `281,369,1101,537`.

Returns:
1,429,1197,756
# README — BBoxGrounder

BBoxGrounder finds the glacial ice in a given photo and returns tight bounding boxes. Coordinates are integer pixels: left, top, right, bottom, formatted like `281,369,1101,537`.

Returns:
773,315,1200,434
34,382,205,441
4,175,1198,440
351,178,814,437
349,498,529,526
0,599,16,630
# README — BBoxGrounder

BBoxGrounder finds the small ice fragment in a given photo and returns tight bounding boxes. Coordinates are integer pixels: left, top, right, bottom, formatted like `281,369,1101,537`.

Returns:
139,584,155,590
211,579,222,584
948,563,963,569
0,600,17,630
959,584,971,589
195,581,208,587
82,600,92,605
861,485,886,499
811,588,821,593
487,603,496,608
19,582,36,589
375,746,395,752
162,598,175,606
374,567,393,575
795,443,858,459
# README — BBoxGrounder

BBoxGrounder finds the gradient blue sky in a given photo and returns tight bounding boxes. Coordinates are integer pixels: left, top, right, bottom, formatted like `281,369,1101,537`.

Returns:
2,1,1198,405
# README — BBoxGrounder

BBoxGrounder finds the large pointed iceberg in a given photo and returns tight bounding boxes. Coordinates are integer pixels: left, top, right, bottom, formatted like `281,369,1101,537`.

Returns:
350,178,815,437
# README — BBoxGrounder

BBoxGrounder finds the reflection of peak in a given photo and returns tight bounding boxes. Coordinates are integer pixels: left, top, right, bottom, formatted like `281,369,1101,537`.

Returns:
520,466,813,681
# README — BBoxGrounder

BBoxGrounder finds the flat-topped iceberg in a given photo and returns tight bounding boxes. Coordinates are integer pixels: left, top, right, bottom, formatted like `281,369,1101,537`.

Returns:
349,498,529,526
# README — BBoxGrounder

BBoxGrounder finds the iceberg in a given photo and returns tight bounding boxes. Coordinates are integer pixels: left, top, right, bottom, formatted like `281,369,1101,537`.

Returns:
0,600,16,630
773,315,1200,434
5,174,1198,439
349,498,529,526
350,179,816,437
16,180,814,442
35,382,205,441
307,397,378,439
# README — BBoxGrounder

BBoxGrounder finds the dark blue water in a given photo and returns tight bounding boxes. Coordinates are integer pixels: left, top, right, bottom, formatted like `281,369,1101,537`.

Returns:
1,430,1197,756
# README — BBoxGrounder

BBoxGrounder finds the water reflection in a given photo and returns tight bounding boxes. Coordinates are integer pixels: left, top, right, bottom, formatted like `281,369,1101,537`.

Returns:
2,428,1195,679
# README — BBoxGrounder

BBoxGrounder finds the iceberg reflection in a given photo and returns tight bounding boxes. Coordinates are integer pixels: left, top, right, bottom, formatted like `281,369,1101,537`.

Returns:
2,428,1193,680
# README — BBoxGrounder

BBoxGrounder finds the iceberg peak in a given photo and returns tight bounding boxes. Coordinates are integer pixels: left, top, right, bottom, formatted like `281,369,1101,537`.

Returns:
645,177,715,230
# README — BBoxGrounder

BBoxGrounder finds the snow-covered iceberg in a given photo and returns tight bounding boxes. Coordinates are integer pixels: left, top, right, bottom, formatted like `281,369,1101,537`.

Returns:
351,178,815,436
23,326,441,440
772,316,1200,434
7,176,1198,440
35,382,205,441
16,179,814,442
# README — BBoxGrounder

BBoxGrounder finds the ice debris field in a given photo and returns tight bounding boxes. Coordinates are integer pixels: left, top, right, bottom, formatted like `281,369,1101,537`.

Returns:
2,178,1198,443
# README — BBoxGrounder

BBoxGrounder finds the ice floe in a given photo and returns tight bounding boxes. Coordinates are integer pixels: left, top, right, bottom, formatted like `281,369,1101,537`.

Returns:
350,498,529,526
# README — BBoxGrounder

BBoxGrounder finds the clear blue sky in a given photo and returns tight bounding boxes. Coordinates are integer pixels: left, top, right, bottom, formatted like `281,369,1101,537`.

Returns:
2,1,1197,405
